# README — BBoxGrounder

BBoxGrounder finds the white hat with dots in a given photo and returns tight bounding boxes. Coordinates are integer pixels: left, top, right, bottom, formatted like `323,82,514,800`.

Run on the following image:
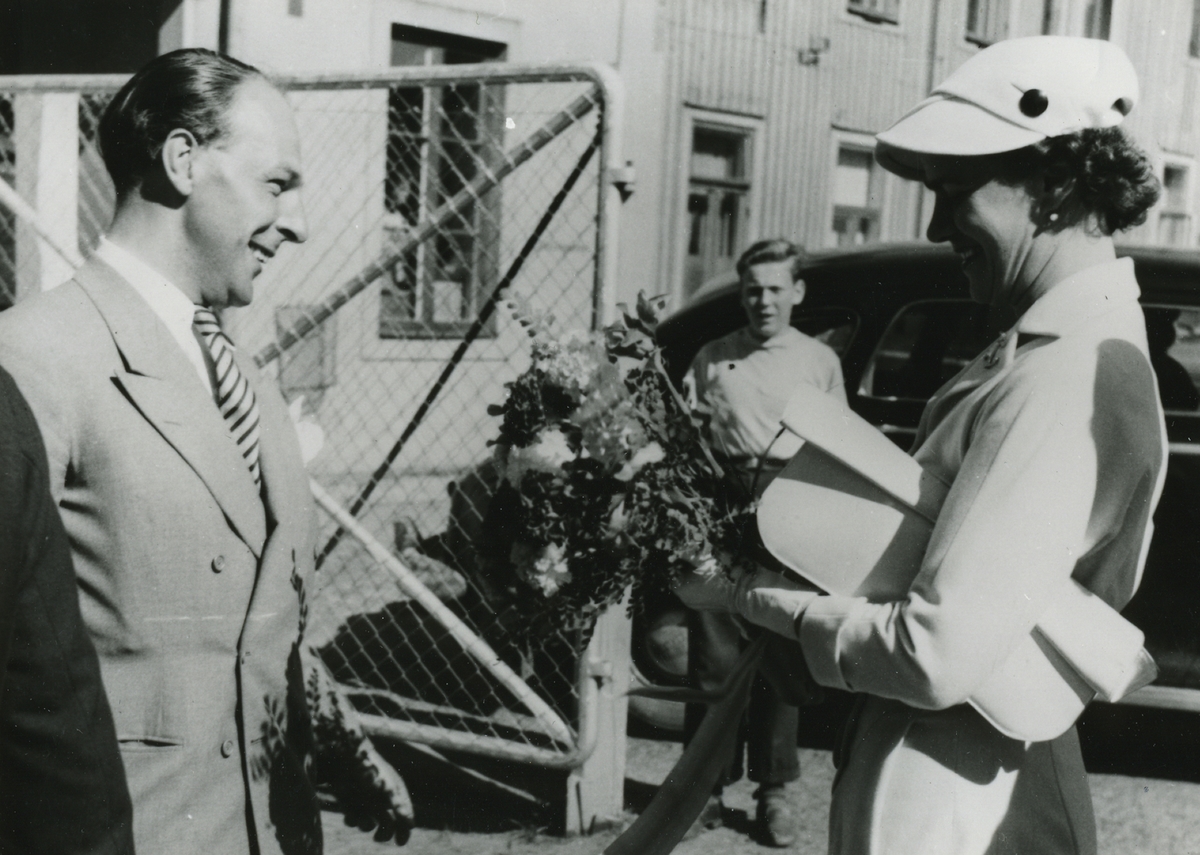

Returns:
875,36,1139,180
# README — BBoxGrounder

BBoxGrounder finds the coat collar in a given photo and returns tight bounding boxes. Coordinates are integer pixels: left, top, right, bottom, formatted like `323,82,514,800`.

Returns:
1016,257,1140,341
75,258,268,557
913,257,1142,451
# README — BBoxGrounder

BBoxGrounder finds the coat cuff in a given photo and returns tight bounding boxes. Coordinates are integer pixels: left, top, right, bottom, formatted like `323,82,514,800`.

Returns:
799,595,854,692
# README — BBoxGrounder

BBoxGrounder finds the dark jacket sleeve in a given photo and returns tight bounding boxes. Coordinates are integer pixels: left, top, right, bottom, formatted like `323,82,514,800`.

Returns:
0,367,135,855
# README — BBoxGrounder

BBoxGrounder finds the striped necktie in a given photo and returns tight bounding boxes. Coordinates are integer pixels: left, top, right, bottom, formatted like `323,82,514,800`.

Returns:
193,307,262,489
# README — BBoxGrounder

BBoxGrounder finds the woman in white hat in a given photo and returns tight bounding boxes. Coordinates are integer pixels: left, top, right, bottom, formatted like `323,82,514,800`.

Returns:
678,35,1166,855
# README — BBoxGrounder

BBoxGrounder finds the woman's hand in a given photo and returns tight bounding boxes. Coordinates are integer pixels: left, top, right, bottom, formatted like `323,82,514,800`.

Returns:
672,557,739,612
734,568,819,641
673,560,821,641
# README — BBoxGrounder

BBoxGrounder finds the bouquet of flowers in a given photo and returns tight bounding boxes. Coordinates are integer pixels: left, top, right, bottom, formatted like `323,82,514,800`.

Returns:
484,294,752,638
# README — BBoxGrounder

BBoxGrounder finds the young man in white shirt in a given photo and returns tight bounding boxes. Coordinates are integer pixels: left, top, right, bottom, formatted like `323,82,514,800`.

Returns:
683,238,845,847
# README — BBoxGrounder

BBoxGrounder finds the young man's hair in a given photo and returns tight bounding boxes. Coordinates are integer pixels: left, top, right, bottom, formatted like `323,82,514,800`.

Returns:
735,238,806,281
99,48,264,199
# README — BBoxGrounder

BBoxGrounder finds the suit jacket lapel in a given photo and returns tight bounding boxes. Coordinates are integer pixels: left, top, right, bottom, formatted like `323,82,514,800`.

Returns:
75,260,267,558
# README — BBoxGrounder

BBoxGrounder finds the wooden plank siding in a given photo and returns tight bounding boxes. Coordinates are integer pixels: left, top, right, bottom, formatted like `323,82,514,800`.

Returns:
652,0,1200,302
658,0,934,291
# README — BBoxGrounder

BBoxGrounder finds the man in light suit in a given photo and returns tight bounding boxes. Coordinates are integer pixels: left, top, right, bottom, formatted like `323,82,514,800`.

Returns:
0,49,321,854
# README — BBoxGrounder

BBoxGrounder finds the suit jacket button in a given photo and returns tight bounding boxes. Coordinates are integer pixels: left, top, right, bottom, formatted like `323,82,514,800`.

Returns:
220,739,235,758
212,555,226,573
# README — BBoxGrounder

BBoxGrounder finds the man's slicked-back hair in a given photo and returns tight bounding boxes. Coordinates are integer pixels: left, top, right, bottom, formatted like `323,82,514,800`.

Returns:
735,238,806,282
99,48,264,199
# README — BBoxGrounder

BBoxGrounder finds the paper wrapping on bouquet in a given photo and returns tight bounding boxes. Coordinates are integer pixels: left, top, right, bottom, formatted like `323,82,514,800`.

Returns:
607,637,767,855
757,384,1157,742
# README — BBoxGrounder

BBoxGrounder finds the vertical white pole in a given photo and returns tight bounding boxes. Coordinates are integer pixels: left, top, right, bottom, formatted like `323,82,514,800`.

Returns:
566,597,632,834
13,92,79,298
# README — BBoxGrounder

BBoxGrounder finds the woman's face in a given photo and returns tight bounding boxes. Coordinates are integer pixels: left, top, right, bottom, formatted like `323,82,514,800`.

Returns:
922,154,1040,309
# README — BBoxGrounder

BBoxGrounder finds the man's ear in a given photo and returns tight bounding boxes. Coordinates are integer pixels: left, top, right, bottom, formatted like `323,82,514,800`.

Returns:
160,129,199,197
792,278,807,303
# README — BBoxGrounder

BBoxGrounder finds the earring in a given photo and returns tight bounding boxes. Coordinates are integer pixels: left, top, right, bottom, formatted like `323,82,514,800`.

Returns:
1048,212,1060,223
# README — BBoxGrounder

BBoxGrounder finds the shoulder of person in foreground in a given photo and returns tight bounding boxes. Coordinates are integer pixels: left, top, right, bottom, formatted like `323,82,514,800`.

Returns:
0,365,136,855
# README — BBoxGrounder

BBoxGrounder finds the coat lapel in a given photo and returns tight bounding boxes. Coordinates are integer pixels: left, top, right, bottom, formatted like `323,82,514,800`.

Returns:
75,260,267,557
913,331,1018,449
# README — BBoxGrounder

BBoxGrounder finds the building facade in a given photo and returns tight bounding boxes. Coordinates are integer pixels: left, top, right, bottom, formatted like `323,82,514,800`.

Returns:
216,0,1200,306
4,1,1200,309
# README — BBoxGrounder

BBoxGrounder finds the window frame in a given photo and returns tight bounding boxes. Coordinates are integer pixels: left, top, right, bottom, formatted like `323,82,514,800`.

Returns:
378,24,507,341
827,131,887,248
1041,0,1112,39
1081,0,1112,39
673,108,764,302
965,0,1012,46
846,0,901,25
1192,0,1200,59
1157,158,1195,248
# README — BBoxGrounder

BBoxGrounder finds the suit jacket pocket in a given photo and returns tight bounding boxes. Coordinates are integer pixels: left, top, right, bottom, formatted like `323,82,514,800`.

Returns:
104,656,187,747
117,736,184,750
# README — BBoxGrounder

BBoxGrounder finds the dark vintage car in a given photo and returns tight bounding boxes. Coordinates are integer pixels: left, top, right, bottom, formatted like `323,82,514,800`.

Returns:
632,241,1200,777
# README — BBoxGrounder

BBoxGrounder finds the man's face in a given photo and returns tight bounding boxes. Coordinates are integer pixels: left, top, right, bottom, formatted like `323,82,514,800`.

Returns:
740,260,803,340
185,78,307,308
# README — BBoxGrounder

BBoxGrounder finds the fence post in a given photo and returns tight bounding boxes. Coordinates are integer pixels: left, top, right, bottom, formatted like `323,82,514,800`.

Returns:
13,92,78,297
566,598,632,834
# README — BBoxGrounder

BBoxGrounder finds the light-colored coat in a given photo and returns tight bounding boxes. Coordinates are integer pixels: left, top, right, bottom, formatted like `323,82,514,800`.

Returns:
0,259,321,855
799,259,1167,854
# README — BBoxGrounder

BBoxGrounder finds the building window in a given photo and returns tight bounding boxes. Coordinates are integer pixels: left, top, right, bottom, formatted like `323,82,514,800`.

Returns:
287,0,303,16
1159,164,1192,247
847,0,900,24
831,145,883,247
1082,0,1111,38
966,0,1010,45
684,125,752,296
380,24,506,339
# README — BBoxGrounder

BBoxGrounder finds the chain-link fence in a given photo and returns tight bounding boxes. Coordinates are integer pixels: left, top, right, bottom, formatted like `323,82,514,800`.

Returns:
0,62,622,769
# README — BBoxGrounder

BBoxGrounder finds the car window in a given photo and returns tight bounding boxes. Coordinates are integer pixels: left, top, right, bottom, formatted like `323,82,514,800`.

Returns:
860,300,1003,401
1144,305,1200,414
793,308,858,357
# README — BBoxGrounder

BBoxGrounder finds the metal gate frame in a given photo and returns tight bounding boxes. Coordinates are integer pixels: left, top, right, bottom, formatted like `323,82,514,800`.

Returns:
0,61,631,828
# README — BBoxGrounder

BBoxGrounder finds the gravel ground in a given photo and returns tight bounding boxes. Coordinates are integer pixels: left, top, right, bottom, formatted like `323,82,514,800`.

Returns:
323,738,1200,855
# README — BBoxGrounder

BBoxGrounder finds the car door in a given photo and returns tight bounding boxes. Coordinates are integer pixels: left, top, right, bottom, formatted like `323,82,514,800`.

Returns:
852,298,1004,448
1122,305,1200,700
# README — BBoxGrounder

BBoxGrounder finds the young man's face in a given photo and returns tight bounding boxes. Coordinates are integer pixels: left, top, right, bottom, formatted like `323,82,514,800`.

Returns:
740,260,804,340
185,78,307,309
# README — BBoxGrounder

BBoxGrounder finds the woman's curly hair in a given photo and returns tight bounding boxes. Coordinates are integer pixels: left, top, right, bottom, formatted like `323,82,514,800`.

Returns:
999,127,1160,235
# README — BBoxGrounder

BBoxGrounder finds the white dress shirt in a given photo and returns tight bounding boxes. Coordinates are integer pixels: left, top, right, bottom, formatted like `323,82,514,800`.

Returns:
92,237,212,394
685,326,846,464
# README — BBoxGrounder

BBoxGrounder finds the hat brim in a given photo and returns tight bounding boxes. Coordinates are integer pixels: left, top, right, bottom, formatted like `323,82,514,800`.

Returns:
874,96,1046,180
